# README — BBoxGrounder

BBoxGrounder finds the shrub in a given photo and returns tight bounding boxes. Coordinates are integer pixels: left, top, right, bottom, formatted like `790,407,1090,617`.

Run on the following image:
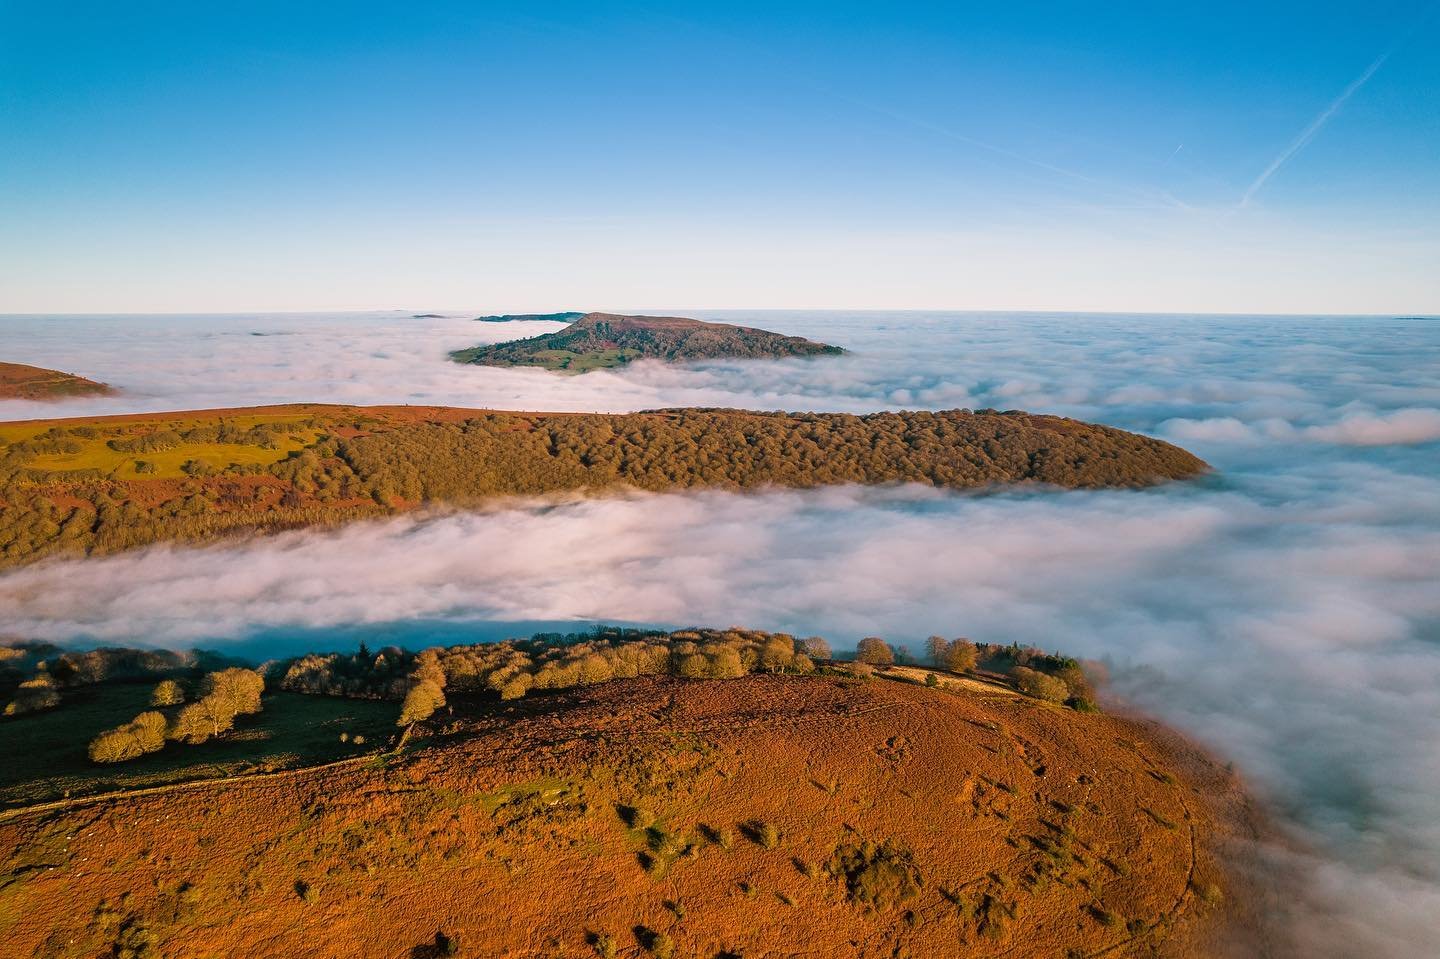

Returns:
398,679,446,726
855,637,894,666
943,639,978,673
925,636,948,665
1010,666,1069,703
3,676,60,716
150,679,185,706
676,653,709,679
619,805,656,830
89,711,168,764
827,839,922,910
758,635,795,673
801,636,831,660
499,673,533,701
169,667,266,743
742,820,781,849
637,927,674,959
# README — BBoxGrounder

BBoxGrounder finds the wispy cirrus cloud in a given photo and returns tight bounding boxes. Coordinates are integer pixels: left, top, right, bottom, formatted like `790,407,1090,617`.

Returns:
1238,51,1390,209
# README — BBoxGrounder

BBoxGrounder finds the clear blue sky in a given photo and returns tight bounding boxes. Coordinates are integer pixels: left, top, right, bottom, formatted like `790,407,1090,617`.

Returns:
2,1,1437,313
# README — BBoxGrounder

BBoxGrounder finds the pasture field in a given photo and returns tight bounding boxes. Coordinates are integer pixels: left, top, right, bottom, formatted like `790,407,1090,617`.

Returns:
0,686,396,807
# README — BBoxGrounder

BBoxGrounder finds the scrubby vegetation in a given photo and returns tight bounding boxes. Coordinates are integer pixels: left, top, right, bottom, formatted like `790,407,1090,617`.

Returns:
89,711,168,763
89,667,265,762
1,643,239,718
450,312,844,371
0,404,1206,568
0,636,1242,959
2,626,1103,787
828,839,924,910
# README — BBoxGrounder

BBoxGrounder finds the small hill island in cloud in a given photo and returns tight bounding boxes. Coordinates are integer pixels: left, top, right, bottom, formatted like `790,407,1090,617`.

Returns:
474,310,586,323
451,312,846,372
0,362,115,401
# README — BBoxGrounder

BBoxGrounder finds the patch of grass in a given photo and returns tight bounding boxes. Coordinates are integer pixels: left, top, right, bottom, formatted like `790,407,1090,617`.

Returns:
1191,881,1224,905
826,839,923,911
8,415,319,480
977,893,1018,941
0,685,396,807
618,804,656,830
1102,856,1132,877
1089,905,1121,928
699,823,734,849
635,926,674,959
794,857,822,880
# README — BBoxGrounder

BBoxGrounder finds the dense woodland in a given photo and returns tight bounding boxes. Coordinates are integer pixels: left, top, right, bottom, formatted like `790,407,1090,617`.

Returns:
0,405,1206,567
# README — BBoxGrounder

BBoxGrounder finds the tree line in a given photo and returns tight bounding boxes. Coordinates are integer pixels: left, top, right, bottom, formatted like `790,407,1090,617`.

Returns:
3,626,1101,767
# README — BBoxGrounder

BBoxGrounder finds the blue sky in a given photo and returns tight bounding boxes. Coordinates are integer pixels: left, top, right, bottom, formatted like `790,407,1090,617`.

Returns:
2,1,1437,313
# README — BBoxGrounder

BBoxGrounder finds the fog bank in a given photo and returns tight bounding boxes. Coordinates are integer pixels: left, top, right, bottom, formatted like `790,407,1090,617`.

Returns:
2,310,1438,956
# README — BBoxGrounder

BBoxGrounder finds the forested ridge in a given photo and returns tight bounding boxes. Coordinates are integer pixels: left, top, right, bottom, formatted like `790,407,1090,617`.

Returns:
0,404,1206,567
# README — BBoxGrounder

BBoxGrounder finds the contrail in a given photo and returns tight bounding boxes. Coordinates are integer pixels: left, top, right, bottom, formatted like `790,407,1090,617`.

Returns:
1239,51,1390,208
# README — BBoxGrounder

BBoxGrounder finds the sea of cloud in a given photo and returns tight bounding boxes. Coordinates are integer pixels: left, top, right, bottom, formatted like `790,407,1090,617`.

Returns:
2,309,1438,955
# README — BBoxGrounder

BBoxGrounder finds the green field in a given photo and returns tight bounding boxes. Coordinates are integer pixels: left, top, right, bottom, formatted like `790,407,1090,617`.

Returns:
0,684,398,807
0,412,322,480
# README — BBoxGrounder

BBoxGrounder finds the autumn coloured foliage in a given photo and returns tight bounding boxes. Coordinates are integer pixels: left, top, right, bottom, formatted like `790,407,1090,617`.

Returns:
0,405,1206,568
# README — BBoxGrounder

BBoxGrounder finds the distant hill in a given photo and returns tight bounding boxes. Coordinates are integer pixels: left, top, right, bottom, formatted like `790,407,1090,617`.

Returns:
474,311,585,323
0,658,1262,958
0,403,1206,567
0,362,114,401
451,311,845,371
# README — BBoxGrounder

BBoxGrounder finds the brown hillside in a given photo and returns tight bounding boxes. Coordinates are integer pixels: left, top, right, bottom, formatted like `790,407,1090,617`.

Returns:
0,674,1269,958
0,362,114,401
0,404,1207,569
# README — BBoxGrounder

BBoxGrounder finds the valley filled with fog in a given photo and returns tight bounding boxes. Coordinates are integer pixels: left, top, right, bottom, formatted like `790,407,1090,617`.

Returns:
2,310,1438,955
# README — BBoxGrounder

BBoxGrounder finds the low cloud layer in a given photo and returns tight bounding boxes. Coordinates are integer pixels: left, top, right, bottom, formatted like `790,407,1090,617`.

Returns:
2,310,1439,955
3,311,1438,450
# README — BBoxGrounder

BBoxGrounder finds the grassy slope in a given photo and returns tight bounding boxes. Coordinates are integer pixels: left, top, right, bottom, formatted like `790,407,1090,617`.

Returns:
0,673,1266,958
1,411,322,480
